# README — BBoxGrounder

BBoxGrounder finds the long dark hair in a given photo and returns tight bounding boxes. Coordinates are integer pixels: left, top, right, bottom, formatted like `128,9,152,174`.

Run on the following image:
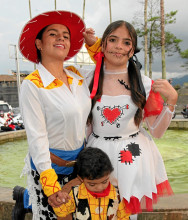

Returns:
88,20,146,126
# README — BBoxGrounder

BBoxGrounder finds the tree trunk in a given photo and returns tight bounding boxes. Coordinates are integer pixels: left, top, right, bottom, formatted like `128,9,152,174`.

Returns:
144,0,148,76
160,0,166,79
149,25,153,79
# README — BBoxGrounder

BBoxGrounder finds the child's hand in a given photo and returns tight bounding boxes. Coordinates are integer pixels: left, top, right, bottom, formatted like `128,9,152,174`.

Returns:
152,79,178,111
48,191,71,208
83,28,97,47
56,191,71,203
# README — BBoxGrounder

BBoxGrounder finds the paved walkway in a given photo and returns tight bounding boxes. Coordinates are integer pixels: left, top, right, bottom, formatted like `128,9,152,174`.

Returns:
1,186,188,209
0,187,188,220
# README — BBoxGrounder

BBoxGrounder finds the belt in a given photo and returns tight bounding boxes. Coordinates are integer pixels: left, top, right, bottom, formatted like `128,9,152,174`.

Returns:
50,152,76,167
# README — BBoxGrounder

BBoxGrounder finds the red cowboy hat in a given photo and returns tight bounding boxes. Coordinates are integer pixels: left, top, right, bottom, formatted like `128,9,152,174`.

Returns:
19,10,85,63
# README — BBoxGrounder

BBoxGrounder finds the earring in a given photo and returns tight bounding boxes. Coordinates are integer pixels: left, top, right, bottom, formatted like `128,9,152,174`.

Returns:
39,48,42,51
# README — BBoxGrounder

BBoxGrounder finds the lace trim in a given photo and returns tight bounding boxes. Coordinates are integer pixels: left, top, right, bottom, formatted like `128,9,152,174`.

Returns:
104,66,128,75
21,153,40,219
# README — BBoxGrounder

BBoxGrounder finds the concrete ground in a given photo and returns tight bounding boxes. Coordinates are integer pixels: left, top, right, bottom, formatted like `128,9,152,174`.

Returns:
0,187,188,220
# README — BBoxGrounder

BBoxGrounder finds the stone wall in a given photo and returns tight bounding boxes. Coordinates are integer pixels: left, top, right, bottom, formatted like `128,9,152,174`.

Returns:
0,130,26,144
169,119,188,130
0,81,19,108
176,83,188,112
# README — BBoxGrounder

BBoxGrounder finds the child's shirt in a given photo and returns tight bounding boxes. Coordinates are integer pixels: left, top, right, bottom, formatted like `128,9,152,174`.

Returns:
54,183,130,219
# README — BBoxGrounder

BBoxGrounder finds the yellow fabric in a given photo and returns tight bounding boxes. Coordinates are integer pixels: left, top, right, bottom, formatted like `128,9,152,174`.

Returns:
25,67,83,89
117,199,130,219
40,169,61,197
85,38,102,64
54,183,130,219
25,70,63,89
65,66,83,85
53,190,75,217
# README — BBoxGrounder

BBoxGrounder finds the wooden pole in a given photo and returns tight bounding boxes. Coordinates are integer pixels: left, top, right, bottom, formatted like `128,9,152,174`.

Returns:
28,0,36,69
144,0,148,76
28,0,32,18
109,0,112,23
160,0,166,79
83,0,86,20
55,0,57,10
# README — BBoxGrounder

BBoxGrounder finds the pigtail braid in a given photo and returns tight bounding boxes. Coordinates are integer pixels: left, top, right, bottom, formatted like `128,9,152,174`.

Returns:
128,57,146,126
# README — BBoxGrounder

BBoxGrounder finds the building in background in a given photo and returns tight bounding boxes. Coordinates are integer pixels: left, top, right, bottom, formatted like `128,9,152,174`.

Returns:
0,74,26,108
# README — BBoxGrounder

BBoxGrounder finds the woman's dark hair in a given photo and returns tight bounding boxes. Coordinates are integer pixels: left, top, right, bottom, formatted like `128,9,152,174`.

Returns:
88,20,146,126
35,26,48,62
75,147,114,180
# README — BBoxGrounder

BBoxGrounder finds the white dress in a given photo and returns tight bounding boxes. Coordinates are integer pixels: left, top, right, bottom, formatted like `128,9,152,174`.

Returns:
87,72,173,213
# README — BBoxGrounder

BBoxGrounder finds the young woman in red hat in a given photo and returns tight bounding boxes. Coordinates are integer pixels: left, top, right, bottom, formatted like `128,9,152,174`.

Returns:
84,20,178,219
18,10,94,219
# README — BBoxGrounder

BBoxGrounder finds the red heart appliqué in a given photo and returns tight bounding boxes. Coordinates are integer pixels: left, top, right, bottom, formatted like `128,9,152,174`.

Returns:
103,108,121,124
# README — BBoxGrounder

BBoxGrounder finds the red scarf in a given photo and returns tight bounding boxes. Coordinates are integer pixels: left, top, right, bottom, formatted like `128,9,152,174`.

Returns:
86,182,111,198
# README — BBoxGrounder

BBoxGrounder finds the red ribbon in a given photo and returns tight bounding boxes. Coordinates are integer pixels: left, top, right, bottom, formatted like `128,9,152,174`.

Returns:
90,52,104,99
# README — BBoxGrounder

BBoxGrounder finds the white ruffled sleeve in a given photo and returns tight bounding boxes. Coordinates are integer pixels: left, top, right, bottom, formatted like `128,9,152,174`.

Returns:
145,106,174,138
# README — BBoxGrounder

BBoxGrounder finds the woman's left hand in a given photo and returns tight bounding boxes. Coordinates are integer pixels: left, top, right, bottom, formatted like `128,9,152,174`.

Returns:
152,79,178,111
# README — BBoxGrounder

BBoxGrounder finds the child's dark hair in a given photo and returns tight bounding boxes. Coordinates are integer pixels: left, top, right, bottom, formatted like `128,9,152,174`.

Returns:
75,147,114,180
88,20,146,126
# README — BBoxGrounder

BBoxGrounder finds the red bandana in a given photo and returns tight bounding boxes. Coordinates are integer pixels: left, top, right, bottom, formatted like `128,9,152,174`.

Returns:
86,182,111,198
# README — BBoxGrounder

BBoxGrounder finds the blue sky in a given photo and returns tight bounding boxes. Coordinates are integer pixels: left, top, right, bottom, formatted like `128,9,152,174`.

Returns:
0,0,188,79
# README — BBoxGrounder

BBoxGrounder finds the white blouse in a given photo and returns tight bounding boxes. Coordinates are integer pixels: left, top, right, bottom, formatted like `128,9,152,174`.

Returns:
20,63,92,174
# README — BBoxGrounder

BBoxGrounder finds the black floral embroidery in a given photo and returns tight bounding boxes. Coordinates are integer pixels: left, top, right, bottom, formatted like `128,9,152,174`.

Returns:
129,131,140,138
104,136,122,141
118,79,131,90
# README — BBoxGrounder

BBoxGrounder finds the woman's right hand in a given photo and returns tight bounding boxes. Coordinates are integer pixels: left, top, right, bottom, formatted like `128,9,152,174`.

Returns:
83,28,97,46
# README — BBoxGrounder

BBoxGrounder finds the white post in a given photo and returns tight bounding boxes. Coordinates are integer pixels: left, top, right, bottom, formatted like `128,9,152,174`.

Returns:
28,0,36,70
15,45,21,104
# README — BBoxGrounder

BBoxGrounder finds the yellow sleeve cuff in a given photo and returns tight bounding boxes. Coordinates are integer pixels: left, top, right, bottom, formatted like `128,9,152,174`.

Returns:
85,38,102,64
53,191,75,217
40,168,61,197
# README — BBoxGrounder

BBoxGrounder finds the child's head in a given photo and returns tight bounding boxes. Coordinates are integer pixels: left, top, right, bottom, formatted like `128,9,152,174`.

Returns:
75,147,114,192
101,20,138,56
100,20,145,126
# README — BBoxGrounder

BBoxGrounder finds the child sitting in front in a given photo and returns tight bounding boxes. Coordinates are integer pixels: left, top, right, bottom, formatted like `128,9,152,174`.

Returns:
53,147,130,219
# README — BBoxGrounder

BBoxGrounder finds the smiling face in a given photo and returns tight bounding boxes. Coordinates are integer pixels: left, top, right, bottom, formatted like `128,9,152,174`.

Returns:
102,25,134,70
83,174,110,193
35,24,71,63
